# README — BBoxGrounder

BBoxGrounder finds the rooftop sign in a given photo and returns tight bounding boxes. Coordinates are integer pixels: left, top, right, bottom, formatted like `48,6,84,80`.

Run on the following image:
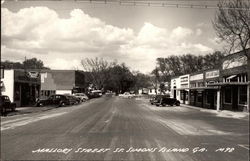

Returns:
205,70,219,79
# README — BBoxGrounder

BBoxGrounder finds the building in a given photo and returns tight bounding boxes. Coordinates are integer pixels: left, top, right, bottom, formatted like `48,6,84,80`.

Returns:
189,72,205,108
179,74,190,104
40,70,86,99
208,49,249,112
170,76,180,99
204,69,220,109
189,70,220,109
1,69,40,107
170,49,249,112
170,75,190,104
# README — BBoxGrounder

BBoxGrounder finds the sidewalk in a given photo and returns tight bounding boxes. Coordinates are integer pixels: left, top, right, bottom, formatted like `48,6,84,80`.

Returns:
181,103,249,120
2,106,55,117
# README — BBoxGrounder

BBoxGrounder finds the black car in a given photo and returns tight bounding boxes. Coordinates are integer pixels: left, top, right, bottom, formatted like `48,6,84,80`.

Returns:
151,95,180,106
0,95,16,115
36,94,70,107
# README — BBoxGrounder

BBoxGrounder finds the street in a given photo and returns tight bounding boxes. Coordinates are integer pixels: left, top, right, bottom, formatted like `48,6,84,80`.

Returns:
1,95,249,161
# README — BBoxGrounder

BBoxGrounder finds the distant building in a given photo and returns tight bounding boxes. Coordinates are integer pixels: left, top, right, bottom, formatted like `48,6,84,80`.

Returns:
40,70,86,99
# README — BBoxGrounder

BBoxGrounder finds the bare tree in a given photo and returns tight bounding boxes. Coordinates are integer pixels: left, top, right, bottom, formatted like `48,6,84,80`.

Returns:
213,0,250,111
81,57,114,89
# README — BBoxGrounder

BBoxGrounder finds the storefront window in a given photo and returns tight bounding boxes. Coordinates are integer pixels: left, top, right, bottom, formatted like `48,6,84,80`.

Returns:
224,87,232,104
180,90,188,101
239,86,247,105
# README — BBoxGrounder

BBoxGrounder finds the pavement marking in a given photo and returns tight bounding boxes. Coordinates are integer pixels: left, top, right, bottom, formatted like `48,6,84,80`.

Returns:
1,112,66,131
1,116,32,125
238,144,250,150
151,117,233,136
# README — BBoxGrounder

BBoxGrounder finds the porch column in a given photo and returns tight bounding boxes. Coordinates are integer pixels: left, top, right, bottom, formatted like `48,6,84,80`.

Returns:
247,83,249,112
216,89,220,111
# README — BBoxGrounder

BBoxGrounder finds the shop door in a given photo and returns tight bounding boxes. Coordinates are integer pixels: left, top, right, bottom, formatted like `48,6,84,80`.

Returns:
21,83,30,106
232,86,238,111
174,87,176,99
209,91,215,109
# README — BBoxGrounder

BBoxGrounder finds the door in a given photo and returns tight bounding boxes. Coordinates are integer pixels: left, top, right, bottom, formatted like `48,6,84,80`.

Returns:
173,87,176,99
232,86,238,111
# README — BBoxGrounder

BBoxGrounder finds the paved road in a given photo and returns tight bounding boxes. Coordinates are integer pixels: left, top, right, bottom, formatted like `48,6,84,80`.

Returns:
1,95,249,161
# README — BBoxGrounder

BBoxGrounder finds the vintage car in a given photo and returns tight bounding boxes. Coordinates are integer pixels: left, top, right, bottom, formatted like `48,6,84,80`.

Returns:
65,95,81,105
150,95,180,106
36,94,71,107
118,92,135,98
0,95,16,115
88,90,103,99
73,93,89,102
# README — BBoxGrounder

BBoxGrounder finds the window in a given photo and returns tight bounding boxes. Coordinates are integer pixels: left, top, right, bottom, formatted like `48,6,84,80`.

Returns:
224,87,232,104
190,83,196,88
239,86,247,105
180,91,188,101
197,82,204,87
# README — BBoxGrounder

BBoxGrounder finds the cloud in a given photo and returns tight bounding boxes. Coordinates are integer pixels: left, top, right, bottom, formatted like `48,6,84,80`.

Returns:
196,28,202,36
170,26,193,40
2,7,214,73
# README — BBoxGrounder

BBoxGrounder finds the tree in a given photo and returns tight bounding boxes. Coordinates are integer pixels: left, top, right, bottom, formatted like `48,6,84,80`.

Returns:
106,63,135,94
133,72,152,92
213,0,250,111
81,58,115,89
23,58,49,69
2,58,49,69
154,51,224,81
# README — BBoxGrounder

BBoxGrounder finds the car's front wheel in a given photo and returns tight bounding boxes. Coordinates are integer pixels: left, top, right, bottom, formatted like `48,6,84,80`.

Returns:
59,102,66,107
175,101,180,106
37,102,44,107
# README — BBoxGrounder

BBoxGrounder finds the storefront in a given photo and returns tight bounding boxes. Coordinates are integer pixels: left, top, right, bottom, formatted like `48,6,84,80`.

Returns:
189,72,205,107
203,69,220,109
208,50,249,111
1,69,40,107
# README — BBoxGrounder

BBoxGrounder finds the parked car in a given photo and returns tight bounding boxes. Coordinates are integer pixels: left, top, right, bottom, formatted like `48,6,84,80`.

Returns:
119,92,135,98
151,95,180,106
65,95,81,105
73,93,89,102
88,90,103,99
36,94,71,107
0,95,16,115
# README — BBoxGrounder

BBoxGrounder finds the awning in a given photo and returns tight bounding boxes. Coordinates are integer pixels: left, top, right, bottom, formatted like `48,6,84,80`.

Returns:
189,86,219,90
226,75,237,80
207,82,249,86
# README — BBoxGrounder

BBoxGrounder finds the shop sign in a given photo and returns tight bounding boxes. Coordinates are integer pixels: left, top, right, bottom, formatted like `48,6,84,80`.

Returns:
223,55,247,70
180,75,189,84
206,70,219,79
190,73,203,81
27,71,39,79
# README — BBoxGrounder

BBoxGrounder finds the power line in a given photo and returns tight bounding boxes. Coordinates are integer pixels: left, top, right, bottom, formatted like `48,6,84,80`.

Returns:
2,0,250,10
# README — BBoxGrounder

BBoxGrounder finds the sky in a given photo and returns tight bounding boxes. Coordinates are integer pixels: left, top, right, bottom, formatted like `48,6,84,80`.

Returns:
1,0,224,73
